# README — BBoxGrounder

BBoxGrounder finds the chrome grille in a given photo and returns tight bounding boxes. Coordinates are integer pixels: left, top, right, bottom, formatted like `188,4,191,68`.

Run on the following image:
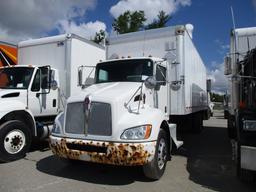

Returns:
65,102,112,136
65,102,85,134
88,102,112,136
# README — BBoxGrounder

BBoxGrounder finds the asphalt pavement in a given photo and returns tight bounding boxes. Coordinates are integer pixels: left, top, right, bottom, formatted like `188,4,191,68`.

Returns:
0,110,255,192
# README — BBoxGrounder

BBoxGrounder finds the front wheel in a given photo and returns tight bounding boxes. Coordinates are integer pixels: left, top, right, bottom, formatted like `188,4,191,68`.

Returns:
143,129,169,180
0,120,32,162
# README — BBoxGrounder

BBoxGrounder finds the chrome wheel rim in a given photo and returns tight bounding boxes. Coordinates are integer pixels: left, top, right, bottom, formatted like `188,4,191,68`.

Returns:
157,138,167,170
4,129,26,154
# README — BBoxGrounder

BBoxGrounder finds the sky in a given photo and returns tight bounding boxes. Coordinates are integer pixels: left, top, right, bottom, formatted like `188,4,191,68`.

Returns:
0,0,255,93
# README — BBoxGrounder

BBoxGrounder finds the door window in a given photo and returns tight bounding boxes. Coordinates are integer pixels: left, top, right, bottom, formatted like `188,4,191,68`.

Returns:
31,70,40,92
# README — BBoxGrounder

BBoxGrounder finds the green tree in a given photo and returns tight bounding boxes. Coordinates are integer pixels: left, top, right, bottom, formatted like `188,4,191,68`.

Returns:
112,10,146,34
93,30,106,44
146,11,171,29
210,92,224,102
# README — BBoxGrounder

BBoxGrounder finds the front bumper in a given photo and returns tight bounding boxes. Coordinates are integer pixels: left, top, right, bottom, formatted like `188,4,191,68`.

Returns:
49,135,156,166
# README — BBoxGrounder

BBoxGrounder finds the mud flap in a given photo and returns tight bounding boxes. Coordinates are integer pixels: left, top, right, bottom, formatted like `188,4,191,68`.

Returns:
168,123,183,149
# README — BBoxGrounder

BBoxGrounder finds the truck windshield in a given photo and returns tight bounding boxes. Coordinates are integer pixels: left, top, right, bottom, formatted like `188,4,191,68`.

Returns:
0,67,34,89
95,59,153,83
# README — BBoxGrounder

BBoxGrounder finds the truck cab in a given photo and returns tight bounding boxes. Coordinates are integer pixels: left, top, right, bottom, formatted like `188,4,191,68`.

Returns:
0,65,59,162
225,27,256,181
50,57,182,180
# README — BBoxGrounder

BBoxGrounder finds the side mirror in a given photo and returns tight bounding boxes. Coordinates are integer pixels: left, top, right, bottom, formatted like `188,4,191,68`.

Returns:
207,79,211,92
34,66,51,97
144,76,157,90
84,78,94,87
156,65,167,86
78,68,83,86
78,65,96,88
224,56,231,75
51,80,58,90
40,66,51,90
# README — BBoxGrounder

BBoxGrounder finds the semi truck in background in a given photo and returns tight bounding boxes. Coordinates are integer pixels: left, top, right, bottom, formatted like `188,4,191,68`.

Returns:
0,34,105,162
50,24,211,180
0,41,17,66
225,27,256,181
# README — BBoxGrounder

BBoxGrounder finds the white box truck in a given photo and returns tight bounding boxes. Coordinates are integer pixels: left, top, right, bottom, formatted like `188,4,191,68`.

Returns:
225,27,256,181
0,34,105,162
50,24,209,180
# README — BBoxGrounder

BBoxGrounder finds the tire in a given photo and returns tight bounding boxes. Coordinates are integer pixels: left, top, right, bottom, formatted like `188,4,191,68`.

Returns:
143,129,169,180
0,120,32,162
193,113,203,134
227,116,236,139
224,110,229,119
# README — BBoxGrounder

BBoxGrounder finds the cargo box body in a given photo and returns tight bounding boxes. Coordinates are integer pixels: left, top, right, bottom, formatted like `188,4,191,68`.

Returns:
107,25,208,115
18,34,105,99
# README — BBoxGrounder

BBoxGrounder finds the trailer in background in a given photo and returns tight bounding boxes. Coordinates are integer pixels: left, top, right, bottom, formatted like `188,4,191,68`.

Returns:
0,41,17,66
225,26,256,181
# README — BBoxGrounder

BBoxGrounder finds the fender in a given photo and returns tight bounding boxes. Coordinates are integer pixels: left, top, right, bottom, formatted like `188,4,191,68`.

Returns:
0,100,37,136
118,106,182,153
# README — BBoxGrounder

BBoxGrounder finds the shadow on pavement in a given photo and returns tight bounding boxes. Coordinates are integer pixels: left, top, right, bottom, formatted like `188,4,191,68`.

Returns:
176,126,256,192
30,140,49,152
36,155,151,185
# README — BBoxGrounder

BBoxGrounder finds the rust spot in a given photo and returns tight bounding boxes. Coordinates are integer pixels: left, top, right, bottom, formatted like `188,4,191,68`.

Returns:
130,146,136,151
50,138,154,166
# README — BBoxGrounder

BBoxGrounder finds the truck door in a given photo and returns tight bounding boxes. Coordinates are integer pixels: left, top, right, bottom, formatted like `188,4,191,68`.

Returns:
155,63,168,115
28,67,59,117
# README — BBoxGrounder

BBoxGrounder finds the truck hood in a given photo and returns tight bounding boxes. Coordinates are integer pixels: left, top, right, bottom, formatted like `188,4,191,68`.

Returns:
65,82,158,142
69,82,143,104
0,89,25,98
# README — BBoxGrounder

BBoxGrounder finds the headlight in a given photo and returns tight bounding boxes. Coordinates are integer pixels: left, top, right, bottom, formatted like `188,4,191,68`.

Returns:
51,122,61,134
121,125,152,140
243,120,256,131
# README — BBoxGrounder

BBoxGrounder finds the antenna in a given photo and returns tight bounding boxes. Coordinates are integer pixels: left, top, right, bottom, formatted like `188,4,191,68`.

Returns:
142,30,146,56
247,37,250,52
231,6,236,30
231,6,238,62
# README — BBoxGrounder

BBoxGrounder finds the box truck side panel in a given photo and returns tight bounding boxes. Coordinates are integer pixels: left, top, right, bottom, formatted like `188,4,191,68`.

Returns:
183,32,207,113
70,38,105,97
107,27,177,59
18,41,67,96
237,35,256,60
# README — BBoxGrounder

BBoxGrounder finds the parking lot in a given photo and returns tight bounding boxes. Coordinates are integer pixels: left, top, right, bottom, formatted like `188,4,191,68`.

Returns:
0,110,255,192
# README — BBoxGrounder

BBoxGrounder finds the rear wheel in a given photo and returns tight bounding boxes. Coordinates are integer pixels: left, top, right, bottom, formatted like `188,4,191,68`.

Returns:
0,120,32,162
143,129,168,180
227,115,236,139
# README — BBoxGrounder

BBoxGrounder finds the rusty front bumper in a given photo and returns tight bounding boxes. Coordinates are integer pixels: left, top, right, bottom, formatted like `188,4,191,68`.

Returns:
49,135,156,166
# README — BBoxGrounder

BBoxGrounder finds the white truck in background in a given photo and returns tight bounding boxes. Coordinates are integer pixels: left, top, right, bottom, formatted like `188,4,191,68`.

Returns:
225,27,256,181
50,24,210,180
0,34,105,162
